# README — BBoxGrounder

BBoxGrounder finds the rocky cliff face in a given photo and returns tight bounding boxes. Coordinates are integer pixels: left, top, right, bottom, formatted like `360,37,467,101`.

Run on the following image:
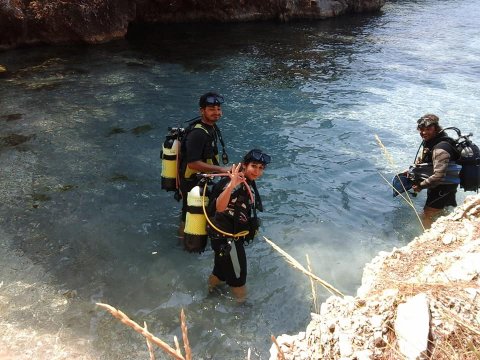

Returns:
271,194,480,359
0,0,385,50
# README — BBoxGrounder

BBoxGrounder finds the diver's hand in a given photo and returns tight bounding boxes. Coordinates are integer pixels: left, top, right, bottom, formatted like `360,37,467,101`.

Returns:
412,184,422,193
227,163,245,188
215,163,245,213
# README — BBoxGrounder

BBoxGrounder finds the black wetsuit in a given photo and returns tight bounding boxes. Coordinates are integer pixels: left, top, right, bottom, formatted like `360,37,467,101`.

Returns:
179,122,219,220
209,177,261,287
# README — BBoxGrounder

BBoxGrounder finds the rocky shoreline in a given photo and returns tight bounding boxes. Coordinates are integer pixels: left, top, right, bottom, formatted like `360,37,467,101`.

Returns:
270,195,480,359
0,0,385,50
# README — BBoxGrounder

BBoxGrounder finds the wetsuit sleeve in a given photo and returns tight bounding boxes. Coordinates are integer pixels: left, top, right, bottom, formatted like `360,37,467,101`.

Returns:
185,129,209,163
420,148,450,188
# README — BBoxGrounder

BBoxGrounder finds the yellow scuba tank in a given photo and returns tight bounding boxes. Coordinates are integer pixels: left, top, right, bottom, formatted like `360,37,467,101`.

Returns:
160,135,179,191
183,184,209,253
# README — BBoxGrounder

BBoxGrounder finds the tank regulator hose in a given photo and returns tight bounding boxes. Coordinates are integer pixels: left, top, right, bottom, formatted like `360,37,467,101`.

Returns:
201,181,250,239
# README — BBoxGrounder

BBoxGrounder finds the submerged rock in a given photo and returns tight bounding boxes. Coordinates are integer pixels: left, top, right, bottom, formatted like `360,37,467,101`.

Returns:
1,113,23,122
107,127,127,136
0,0,386,50
0,133,32,148
131,124,153,135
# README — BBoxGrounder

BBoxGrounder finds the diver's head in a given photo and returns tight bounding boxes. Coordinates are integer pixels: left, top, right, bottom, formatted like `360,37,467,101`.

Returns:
242,149,271,181
243,149,271,166
199,92,224,108
199,92,224,124
417,114,442,141
417,114,442,131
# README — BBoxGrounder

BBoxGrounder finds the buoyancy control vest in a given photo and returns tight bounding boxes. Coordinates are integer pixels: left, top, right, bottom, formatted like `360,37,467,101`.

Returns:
417,134,459,164
206,177,263,243
180,122,220,180
412,127,480,192
410,133,461,186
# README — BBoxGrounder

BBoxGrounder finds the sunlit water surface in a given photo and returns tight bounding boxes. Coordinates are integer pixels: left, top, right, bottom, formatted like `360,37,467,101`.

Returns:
1,0,479,358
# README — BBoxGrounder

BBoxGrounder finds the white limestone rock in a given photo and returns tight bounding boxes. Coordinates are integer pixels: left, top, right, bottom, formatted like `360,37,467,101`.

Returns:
394,293,430,360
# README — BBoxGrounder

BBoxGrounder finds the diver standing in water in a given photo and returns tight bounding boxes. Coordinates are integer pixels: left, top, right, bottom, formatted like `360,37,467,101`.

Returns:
207,149,270,303
178,92,230,252
412,114,460,228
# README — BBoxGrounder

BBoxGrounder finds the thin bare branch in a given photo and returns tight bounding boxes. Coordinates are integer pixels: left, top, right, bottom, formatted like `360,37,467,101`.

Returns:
263,236,344,297
96,303,185,360
377,171,425,231
174,335,182,357
375,134,396,168
181,309,192,360
271,335,286,360
143,321,155,360
306,254,319,313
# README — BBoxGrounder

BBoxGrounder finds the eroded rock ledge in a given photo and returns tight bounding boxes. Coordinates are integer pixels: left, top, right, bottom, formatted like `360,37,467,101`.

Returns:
0,0,385,50
271,195,480,359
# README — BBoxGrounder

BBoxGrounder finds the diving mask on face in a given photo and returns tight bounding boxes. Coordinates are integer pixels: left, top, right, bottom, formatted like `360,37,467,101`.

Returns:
417,114,439,130
205,95,224,106
199,92,225,108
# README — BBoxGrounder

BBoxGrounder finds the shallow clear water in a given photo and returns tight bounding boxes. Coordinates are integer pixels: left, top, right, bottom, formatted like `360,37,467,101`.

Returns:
1,0,479,358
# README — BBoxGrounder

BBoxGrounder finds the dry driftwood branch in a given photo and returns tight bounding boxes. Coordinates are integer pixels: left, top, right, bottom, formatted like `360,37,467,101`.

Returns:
271,335,286,360
174,335,182,357
144,321,155,360
181,309,192,360
96,302,185,360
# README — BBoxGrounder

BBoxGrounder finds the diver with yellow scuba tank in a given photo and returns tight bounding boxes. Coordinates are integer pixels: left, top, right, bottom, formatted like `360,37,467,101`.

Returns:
160,92,230,253
206,149,271,303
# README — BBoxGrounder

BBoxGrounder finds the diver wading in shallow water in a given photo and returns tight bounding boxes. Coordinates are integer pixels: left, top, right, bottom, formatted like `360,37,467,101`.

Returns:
412,115,460,227
177,92,230,252
407,114,460,228
206,149,270,303
393,114,480,228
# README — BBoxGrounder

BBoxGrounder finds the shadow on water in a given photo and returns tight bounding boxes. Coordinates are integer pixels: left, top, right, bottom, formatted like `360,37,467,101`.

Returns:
124,14,383,80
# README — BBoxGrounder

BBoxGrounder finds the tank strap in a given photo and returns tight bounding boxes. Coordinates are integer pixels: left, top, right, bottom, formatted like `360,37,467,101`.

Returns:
186,205,205,215
162,154,177,161
193,123,210,134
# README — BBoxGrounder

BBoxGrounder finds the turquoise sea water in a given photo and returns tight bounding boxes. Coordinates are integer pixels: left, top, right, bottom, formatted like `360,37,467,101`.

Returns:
1,1,479,358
